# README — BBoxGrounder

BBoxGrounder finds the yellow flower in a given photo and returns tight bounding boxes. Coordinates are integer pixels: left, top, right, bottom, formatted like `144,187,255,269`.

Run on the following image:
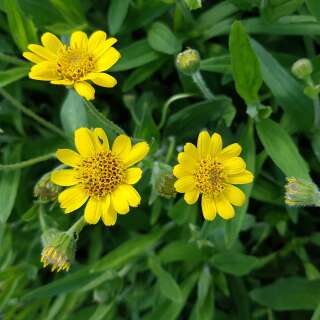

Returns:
173,131,254,221
51,128,149,226
23,30,121,100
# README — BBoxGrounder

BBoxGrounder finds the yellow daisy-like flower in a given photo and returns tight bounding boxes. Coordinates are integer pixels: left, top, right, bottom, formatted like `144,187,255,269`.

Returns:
23,30,121,100
173,131,254,221
51,128,149,226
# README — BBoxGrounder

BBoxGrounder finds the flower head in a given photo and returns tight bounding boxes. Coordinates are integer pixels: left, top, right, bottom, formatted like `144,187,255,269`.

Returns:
41,228,75,272
34,171,60,202
176,48,200,75
173,131,254,221
285,177,320,207
23,30,121,100
51,128,149,226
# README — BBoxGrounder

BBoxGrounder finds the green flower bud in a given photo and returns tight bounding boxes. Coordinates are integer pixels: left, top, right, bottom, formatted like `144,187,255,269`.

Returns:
34,171,60,202
285,177,320,207
157,172,177,199
291,58,313,80
176,48,200,75
41,228,76,272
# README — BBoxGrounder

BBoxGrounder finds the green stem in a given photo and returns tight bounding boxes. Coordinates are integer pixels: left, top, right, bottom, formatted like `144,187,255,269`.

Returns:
0,153,55,171
192,71,215,100
66,216,86,238
83,99,125,135
0,53,28,66
313,95,320,130
0,88,66,138
165,136,176,164
39,204,47,232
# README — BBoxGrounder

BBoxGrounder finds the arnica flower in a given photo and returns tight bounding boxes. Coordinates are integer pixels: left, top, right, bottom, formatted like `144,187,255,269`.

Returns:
51,128,149,226
173,131,254,221
41,228,75,272
23,30,120,100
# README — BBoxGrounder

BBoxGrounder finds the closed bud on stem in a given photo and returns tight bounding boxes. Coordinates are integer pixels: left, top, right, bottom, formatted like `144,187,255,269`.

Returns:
157,172,177,199
285,177,320,207
176,48,200,75
34,171,60,202
291,58,313,80
40,228,76,272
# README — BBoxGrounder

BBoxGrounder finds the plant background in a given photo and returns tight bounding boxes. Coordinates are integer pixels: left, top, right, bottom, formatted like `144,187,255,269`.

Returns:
0,0,320,319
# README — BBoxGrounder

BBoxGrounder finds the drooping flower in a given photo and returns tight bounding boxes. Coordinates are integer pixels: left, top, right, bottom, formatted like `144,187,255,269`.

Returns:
51,128,149,226
173,131,254,221
23,30,121,100
41,228,75,272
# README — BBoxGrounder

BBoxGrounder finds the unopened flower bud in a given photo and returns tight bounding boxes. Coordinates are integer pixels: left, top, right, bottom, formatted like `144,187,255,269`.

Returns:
176,48,200,75
34,171,60,202
41,228,76,272
285,177,320,207
157,172,177,199
291,59,313,80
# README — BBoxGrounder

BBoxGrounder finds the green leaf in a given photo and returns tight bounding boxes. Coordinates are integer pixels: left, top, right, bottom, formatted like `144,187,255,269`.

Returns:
250,277,320,310
108,0,130,35
88,302,114,320
256,118,310,180
224,120,255,247
200,55,231,74
0,67,29,88
50,0,86,25
3,0,37,51
168,198,197,225
251,39,313,131
60,90,88,138
148,256,183,303
147,22,182,55
211,253,259,276
306,0,320,20
229,21,262,104
111,39,160,71
0,144,21,224
184,0,202,10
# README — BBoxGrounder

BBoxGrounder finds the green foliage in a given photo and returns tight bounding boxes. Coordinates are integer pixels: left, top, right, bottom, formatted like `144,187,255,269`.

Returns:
0,1,320,319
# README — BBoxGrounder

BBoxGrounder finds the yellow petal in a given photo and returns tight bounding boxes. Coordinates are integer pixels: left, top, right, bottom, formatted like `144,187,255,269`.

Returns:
201,194,216,221
94,47,121,72
58,186,88,214
111,186,129,214
226,170,254,184
51,79,73,85
120,184,141,207
210,133,222,156
215,194,235,220
177,152,197,169
174,176,195,193
197,131,211,158
223,157,246,175
41,32,63,53
74,127,96,157
173,164,193,178
112,134,132,157
87,73,117,88
224,184,245,206
29,62,58,81
218,143,242,160
88,30,107,51
74,81,95,100
84,198,102,224
126,167,142,184
51,169,78,186
93,128,110,150
184,189,200,205
124,142,149,167
70,31,88,49
184,142,199,161
28,44,57,60
101,196,117,226
92,38,118,59
23,52,44,63
56,149,81,167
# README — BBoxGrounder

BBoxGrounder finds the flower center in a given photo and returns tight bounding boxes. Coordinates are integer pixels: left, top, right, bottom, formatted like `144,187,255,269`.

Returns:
76,151,125,198
194,159,225,195
57,47,95,81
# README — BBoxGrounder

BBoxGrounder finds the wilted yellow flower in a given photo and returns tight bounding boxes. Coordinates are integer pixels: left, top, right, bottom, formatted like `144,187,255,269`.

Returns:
51,128,149,226
23,30,121,100
173,131,254,221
